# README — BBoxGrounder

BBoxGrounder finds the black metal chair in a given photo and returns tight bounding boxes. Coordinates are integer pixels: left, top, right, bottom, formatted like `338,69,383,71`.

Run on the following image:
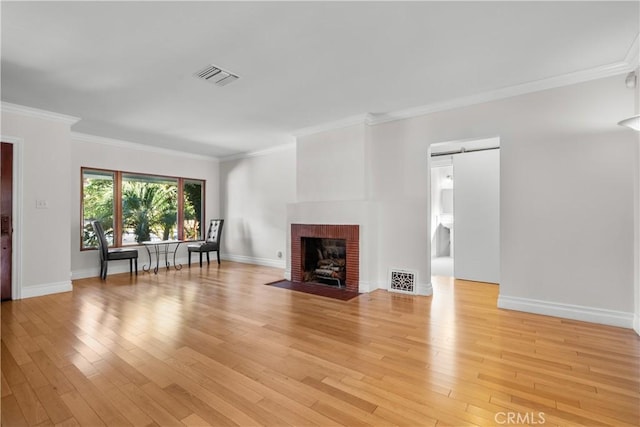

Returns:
188,219,224,267
91,220,138,280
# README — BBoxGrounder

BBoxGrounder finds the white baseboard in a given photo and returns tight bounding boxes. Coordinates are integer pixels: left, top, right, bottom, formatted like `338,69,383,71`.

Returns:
634,313,639,336
358,281,373,293
417,281,433,296
71,255,190,280
498,295,634,329
221,254,285,269
21,281,73,299
72,268,100,280
378,281,433,295
72,256,192,280
284,269,291,280
73,255,285,279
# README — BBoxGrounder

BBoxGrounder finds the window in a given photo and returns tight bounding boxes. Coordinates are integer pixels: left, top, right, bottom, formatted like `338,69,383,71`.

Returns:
81,168,205,249
121,174,178,244
183,179,204,241
82,170,115,247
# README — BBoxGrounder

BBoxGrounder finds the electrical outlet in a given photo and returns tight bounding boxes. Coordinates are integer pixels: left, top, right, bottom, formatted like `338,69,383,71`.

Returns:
36,199,48,209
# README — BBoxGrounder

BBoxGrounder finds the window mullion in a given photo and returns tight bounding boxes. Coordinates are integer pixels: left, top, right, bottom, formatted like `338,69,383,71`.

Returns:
114,171,122,247
177,178,184,241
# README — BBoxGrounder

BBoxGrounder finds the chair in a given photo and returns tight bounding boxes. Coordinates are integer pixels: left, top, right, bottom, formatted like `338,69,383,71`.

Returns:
188,219,224,267
91,220,138,280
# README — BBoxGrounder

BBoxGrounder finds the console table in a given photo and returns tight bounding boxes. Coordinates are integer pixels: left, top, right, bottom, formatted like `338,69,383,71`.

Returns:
142,240,183,274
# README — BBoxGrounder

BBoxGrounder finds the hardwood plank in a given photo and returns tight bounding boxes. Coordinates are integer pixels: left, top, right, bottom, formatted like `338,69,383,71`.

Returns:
2,393,29,427
19,361,49,389
31,335,74,369
301,376,377,413
28,350,75,395
321,375,440,426
180,413,210,426
33,384,73,424
371,405,437,427
139,381,192,421
311,400,377,427
257,397,334,427
163,360,275,426
163,382,237,427
59,391,105,427
89,374,155,427
232,361,320,408
53,417,81,427
116,382,184,427
69,352,100,378
60,363,133,426
1,371,13,397
2,330,33,365
1,340,27,387
1,263,638,427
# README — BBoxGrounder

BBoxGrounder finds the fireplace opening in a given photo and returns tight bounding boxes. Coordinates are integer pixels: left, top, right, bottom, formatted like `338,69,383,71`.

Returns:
302,237,347,288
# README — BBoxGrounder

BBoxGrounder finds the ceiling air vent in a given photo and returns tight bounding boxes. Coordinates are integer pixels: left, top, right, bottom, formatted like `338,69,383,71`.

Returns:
194,64,239,87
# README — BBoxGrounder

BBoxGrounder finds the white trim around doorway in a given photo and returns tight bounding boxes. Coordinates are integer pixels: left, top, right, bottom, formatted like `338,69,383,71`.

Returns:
2,135,23,300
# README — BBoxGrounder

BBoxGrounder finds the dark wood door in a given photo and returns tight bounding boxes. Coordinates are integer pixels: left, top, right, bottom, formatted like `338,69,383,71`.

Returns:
1,142,13,300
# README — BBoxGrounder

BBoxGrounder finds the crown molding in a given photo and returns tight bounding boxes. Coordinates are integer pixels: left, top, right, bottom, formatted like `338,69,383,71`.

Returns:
370,60,634,126
624,33,639,68
288,36,639,135
71,132,219,162
292,113,375,138
1,102,80,125
220,141,296,162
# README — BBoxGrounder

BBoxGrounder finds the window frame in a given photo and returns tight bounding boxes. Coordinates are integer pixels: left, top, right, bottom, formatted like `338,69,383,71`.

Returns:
81,167,206,251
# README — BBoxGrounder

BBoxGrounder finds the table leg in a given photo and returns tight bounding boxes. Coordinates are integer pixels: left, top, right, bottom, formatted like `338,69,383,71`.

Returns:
154,244,160,274
164,243,170,269
143,245,153,273
173,242,183,270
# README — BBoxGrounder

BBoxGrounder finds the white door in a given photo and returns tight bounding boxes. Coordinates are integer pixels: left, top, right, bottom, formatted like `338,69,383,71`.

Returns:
453,149,500,283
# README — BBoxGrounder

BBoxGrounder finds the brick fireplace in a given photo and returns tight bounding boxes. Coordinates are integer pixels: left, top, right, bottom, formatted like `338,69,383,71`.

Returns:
291,224,359,293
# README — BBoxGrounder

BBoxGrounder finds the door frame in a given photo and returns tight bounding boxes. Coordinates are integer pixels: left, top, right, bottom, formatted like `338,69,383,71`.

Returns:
2,135,23,300
428,136,500,281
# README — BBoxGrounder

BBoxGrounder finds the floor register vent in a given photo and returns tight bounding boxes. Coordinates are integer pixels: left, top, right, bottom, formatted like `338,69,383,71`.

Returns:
389,268,418,294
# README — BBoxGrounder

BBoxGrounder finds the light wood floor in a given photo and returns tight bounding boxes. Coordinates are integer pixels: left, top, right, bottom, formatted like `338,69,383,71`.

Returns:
2,262,639,426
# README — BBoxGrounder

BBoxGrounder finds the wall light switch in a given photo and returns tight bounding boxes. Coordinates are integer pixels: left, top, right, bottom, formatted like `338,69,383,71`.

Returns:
36,199,48,209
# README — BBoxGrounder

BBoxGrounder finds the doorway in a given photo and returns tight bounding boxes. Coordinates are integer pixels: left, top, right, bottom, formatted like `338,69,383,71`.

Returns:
430,157,454,277
430,137,500,283
1,142,13,300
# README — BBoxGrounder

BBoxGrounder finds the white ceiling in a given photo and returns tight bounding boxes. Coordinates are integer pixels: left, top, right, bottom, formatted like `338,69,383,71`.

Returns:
1,1,638,158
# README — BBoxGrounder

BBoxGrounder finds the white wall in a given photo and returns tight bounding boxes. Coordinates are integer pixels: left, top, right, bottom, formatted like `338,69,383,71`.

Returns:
289,125,383,293
70,134,220,278
368,119,432,293
296,124,367,202
636,133,640,334
220,146,296,268
368,75,636,326
1,109,76,297
634,71,640,335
